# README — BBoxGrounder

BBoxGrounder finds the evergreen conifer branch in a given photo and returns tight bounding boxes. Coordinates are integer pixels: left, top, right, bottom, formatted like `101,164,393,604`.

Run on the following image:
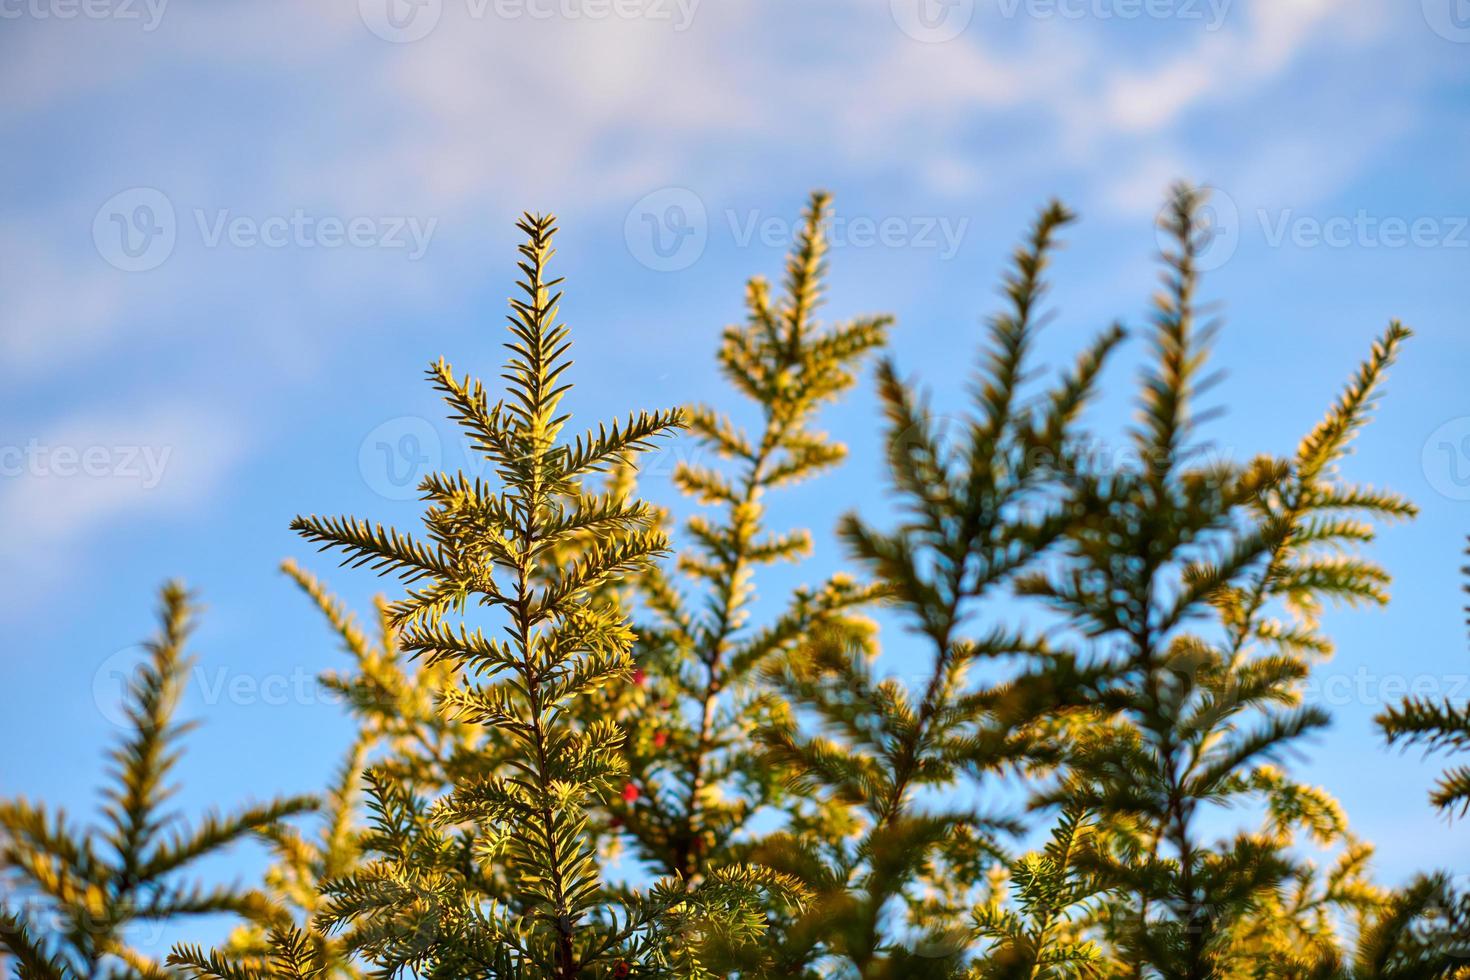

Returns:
1026,185,1416,980
610,192,891,887
744,198,1124,974
286,212,709,978
0,585,313,980
4,185,1442,980
966,807,1108,979
1378,539,1470,816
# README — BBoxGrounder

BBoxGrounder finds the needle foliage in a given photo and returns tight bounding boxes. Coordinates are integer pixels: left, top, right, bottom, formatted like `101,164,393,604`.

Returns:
0,585,314,980
3,187,1452,980
609,192,890,886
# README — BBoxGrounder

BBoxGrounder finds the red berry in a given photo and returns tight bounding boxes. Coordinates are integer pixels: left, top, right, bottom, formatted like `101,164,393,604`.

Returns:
622,782,640,803
632,668,646,686
614,962,631,978
653,731,667,748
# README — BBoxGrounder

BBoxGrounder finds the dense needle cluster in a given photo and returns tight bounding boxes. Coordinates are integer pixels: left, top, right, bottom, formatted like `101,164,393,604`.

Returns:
3,188,1466,980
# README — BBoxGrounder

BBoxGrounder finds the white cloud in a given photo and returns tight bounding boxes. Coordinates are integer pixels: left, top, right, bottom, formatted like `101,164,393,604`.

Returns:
0,404,243,592
1099,151,1194,216
0,226,125,371
0,0,1430,386
1099,0,1380,134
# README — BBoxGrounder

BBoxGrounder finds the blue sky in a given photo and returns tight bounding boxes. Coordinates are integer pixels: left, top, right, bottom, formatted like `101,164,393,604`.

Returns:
3,0,1469,955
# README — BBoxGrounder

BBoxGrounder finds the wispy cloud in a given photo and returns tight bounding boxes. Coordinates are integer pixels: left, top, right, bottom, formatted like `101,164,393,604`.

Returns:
1099,0,1355,132
0,403,243,599
0,222,126,372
